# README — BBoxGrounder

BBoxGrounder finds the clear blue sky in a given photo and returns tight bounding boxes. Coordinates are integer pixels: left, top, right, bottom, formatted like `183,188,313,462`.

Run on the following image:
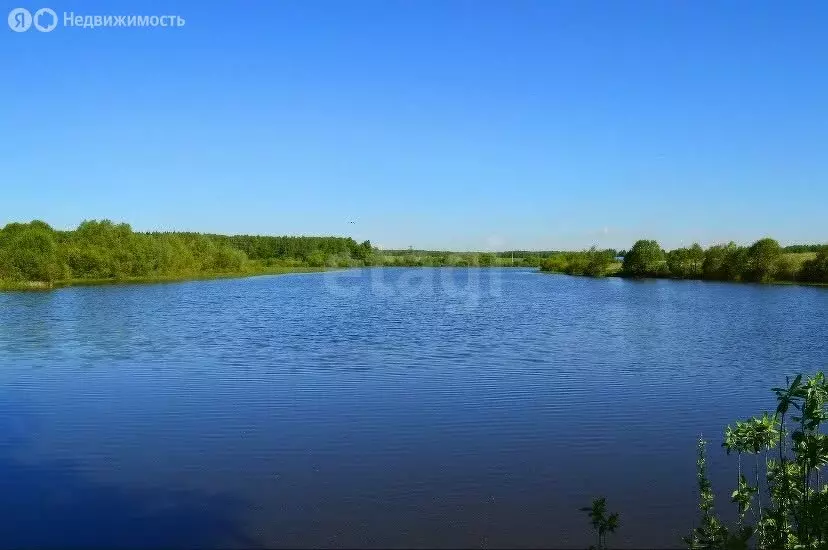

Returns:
3,0,826,251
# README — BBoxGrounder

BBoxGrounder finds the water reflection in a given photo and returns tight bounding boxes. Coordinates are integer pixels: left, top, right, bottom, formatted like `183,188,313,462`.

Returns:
0,395,252,549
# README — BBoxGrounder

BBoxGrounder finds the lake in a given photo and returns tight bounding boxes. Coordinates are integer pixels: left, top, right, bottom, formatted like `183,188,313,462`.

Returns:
1,268,826,548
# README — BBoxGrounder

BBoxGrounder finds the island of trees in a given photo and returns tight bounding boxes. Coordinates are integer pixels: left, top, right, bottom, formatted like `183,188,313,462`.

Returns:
539,239,828,284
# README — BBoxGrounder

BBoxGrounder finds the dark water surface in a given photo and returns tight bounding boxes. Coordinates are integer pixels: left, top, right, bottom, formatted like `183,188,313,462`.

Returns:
1,268,826,548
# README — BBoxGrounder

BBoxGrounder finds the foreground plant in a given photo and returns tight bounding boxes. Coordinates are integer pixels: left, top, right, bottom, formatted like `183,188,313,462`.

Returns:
586,372,828,550
685,372,828,549
685,437,751,549
580,497,619,550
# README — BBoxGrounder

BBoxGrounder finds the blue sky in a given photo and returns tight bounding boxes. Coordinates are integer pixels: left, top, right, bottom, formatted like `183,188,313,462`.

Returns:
2,0,826,251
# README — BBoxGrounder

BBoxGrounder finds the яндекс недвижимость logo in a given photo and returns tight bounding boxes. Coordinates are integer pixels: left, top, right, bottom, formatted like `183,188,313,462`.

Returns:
7,8,185,31
7,7,58,32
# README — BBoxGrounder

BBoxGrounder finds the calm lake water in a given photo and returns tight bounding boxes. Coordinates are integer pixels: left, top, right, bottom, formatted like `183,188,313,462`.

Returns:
1,268,826,548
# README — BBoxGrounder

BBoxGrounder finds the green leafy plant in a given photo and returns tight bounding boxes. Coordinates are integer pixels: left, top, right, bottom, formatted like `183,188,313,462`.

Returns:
691,372,828,549
580,497,619,550
588,372,828,550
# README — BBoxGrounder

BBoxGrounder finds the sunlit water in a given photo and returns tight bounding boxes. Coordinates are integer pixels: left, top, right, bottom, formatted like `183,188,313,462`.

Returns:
1,268,826,548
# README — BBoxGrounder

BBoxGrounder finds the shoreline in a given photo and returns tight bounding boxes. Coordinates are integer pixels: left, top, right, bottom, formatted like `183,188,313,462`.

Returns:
538,268,828,288
4,265,828,293
0,266,329,292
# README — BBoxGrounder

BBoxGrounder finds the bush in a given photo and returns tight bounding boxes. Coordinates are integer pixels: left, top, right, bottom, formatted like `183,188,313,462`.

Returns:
0,221,65,282
800,246,828,283
746,238,783,283
622,240,666,277
667,244,705,279
702,243,748,281
539,248,615,277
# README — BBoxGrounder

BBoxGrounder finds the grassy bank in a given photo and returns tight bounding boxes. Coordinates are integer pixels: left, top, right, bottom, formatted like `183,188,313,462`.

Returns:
0,266,328,292
0,280,54,291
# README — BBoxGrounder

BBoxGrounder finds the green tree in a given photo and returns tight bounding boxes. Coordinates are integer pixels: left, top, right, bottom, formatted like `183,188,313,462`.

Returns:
539,254,569,273
800,245,828,283
0,221,66,282
668,244,706,279
622,240,666,277
479,253,496,267
667,248,691,278
702,243,749,281
522,254,542,267
307,251,327,268
539,249,615,277
584,247,615,277
352,240,373,262
746,238,782,283
687,244,705,276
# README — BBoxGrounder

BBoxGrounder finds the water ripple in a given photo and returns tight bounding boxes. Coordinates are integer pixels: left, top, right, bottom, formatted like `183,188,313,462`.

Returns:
0,269,826,548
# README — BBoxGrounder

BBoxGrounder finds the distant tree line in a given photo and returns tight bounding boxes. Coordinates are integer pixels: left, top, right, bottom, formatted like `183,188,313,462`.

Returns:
783,244,824,253
201,233,373,266
0,220,372,284
623,238,828,283
0,219,573,286
3,220,825,287
540,238,828,284
374,250,558,268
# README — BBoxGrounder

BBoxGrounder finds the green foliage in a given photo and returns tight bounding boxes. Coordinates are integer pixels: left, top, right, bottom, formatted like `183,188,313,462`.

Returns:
702,243,749,281
622,240,667,277
784,244,823,253
591,373,828,549
584,248,616,277
745,238,783,283
685,372,828,549
613,239,825,285
478,253,496,267
521,254,542,267
678,373,828,549
539,247,618,277
375,249,552,268
536,237,825,285
0,219,372,285
2,220,826,288
667,244,705,279
685,437,739,549
0,221,66,282
207,233,371,263
800,246,828,283
580,497,620,550
774,255,800,282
